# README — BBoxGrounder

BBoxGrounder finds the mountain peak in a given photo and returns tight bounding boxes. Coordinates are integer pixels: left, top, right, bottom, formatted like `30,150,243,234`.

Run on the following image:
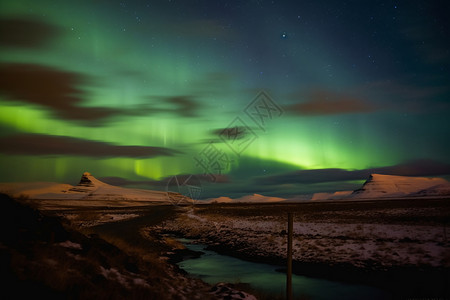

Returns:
69,172,109,193
352,173,448,198
0,172,174,205
78,172,95,187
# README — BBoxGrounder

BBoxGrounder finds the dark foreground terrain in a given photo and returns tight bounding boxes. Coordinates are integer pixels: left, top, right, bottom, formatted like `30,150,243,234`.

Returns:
2,194,450,299
0,194,218,299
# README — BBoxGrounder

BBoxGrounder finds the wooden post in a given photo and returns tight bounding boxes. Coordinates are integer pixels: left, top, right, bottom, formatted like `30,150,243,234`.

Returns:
287,212,293,300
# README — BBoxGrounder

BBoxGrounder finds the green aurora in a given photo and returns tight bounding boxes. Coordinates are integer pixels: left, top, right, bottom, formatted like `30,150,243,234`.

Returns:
1,0,449,198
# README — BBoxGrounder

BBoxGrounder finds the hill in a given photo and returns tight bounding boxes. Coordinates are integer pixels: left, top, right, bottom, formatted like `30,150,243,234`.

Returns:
351,174,450,199
0,172,186,208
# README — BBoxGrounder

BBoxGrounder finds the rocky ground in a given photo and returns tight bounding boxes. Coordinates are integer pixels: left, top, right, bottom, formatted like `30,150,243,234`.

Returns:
149,200,450,298
158,207,449,269
1,194,256,299
4,195,449,299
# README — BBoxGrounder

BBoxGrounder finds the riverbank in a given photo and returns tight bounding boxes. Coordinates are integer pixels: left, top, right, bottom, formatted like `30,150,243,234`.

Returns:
2,194,260,299
175,237,392,300
10,194,448,299
150,201,450,299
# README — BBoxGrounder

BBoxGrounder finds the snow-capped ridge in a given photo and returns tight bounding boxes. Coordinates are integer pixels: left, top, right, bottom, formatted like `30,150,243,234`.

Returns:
311,191,353,201
0,172,182,206
294,174,449,201
207,193,285,203
351,173,449,199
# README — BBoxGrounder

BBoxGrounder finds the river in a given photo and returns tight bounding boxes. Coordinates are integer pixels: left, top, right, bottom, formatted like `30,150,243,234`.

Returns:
177,238,390,300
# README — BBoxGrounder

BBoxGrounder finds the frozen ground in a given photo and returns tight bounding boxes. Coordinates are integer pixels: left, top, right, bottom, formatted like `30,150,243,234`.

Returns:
154,201,450,270
28,196,449,298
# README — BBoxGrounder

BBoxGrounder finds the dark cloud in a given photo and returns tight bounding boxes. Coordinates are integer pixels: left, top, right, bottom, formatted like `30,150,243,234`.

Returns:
160,173,230,185
98,174,230,199
211,126,249,140
259,168,365,185
0,63,122,124
0,123,21,137
0,17,60,49
184,156,300,198
199,159,450,199
0,62,206,125
166,96,200,117
0,133,180,158
287,89,377,116
99,176,164,187
96,158,450,199
373,159,450,177
99,173,229,188
141,95,201,118
258,159,450,185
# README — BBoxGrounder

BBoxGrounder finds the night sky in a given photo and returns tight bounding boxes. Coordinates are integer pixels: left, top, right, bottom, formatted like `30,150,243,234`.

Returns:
1,0,449,199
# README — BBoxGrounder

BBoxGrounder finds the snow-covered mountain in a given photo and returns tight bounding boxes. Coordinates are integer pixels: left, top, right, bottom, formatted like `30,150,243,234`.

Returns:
1,172,448,207
351,174,449,199
194,174,450,203
285,174,449,202
0,182,73,199
0,172,182,207
207,193,285,203
311,191,353,201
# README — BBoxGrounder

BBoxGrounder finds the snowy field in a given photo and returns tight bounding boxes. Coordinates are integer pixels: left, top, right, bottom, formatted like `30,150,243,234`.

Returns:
154,200,450,270
33,197,449,298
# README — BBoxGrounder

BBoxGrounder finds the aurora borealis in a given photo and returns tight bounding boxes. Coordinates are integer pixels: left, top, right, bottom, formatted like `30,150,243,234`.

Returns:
0,0,449,199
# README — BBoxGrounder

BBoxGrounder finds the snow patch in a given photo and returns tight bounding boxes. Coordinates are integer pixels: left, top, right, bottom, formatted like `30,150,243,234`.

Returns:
99,266,150,288
210,283,257,300
159,212,449,269
58,240,82,250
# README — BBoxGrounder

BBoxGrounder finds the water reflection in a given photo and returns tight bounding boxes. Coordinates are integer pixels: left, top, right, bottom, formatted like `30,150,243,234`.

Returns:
177,238,389,300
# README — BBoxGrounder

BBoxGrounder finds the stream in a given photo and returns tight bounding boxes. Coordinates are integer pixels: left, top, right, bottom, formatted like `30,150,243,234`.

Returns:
176,238,390,300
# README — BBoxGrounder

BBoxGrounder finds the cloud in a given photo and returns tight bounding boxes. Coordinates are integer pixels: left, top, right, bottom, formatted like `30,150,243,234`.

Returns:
211,126,251,140
97,158,450,199
98,174,230,199
166,96,200,117
0,17,61,49
99,177,163,187
287,89,377,116
0,63,123,124
259,168,365,185
0,133,180,158
140,95,202,118
373,159,450,177
0,62,207,124
258,159,450,185
156,173,230,186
